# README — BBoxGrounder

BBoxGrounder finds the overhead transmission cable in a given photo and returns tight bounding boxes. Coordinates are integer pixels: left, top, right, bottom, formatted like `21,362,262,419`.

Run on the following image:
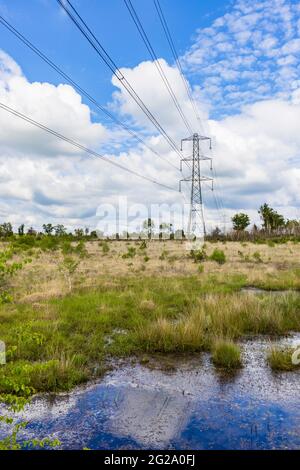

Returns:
123,0,193,135
153,0,204,134
0,14,179,172
56,0,182,160
153,0,227,231
0,102,177,192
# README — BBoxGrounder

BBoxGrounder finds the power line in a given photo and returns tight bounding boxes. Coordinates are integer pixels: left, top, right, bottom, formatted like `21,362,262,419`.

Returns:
153,0,227,228
0,14,179,173
153,0,204,134
56,0,182,159
0,102,177,192
123,0,193,135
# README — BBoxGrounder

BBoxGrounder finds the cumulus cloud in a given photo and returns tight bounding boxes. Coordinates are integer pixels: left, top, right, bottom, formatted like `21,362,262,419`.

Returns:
183,0,300,118
111,58,208,139
0,51,181,231
0,0,299,234
0,50,109,157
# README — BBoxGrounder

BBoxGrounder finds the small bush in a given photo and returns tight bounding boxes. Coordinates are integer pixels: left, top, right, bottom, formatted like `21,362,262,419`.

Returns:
159,249,168,260
101,241,110,254
122,247,136,259
253,251,263,263
190,248,207,263
209,249,226,265
212,340,241,369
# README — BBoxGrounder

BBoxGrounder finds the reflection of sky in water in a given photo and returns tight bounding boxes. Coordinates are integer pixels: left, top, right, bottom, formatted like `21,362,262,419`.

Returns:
1,335,300,450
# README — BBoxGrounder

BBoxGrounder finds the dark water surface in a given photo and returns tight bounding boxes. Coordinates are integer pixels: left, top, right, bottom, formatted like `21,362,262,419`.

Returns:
1,335,300,450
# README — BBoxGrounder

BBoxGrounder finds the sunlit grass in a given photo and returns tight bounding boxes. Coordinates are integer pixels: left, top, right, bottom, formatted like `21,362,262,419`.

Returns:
0,238,299,399
211,339,242,369
267,347,300,371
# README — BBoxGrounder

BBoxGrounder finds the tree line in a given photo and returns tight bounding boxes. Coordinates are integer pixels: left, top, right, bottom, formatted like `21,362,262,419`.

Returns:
0,203,299,241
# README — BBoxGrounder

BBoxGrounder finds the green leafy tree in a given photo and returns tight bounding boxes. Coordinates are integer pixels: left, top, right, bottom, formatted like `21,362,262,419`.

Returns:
59,256,80,292
258,204,285,232
54,224,67,236
74,228,84,238
0,223,13,238
18,224,25,236
232,213,250,231
42,224,54,235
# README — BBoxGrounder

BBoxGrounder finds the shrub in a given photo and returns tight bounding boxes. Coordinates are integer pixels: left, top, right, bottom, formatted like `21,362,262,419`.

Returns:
159,249,168,260
101,241,110,254
209,249,226,264
190,248,207,263
212,340,241,369
122,247,136,259
253,251,263,263
139,240,147,250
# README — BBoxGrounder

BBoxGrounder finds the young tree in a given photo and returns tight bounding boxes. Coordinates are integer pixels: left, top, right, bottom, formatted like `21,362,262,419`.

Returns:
54,224,67,236
258,204,285,232
211,226,222,238
74,228,84,238
143,218,155,240
42,223,54,235
18,224,25,236
59,256,79,292
0,223,13,238
232,213,250,231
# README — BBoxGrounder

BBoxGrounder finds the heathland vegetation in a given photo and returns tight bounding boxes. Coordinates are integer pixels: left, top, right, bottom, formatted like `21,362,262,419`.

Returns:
0,203,299,447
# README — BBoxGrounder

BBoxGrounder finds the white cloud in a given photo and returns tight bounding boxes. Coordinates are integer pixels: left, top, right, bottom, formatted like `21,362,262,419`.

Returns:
182,0,300,117
0,29,299,232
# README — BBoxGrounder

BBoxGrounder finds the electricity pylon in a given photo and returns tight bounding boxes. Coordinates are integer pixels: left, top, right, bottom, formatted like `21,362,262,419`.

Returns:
179,133,213,239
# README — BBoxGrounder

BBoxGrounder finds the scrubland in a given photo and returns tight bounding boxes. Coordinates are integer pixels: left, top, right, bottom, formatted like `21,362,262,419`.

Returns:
0,238,299,403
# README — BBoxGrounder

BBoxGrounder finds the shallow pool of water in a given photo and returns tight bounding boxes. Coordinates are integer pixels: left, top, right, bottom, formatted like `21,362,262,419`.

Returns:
1,335,300,450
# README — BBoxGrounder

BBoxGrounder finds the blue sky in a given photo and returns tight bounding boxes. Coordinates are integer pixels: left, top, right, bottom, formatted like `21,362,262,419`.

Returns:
0,0,228,121
0,0,299,231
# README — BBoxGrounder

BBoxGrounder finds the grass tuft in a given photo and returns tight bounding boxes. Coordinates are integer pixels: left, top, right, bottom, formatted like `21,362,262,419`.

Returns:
211,339,241,369
267,346,300,371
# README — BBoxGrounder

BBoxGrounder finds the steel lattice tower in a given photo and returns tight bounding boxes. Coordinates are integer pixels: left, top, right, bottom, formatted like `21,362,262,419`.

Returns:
180,133,213,239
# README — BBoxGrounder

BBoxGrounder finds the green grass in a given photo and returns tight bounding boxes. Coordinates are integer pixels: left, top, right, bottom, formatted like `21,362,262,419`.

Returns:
212,339,242,369
267,347,300,371
248,268,300,291
0,274,299,398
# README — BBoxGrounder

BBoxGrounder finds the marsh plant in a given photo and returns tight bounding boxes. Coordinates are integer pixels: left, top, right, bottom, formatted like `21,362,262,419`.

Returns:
212,339,241,369
268,346,300,371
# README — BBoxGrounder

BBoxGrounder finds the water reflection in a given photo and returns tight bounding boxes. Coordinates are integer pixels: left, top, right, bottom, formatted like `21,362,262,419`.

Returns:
0,335,299,449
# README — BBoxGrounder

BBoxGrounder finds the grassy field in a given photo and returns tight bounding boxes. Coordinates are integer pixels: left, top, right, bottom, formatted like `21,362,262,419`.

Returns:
0,239,299,402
